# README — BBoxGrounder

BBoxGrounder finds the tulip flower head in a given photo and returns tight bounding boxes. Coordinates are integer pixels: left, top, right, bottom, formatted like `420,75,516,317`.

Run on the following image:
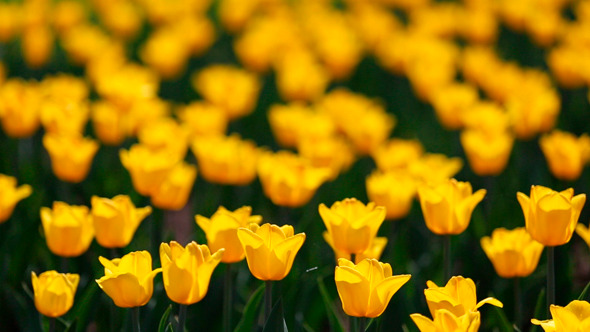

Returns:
96,251,162,308
418,179,486,235
150,161,197,210
41,202,94,257
532,300,590,331
0,79,42,138
335,258,411,318
517,186,586,246
411,309,481,332
91,195,152,248
237,223,305,281
196,206,262,263
0,174,32,223
540,130,590,181
480,227,544,278
43,133,99,183
366,170,417,220
320,198,386,255
324,234,388,263
119,144,179,196
159,241,224,305
371,139,424,172
31,271,79,318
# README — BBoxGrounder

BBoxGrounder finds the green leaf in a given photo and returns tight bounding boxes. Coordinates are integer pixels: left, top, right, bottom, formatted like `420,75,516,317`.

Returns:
493,306,514,332
578,280,590,301
530,288,546,332
158,305,173,332
317,277,344,332
262,298,287,332
234,284,265,332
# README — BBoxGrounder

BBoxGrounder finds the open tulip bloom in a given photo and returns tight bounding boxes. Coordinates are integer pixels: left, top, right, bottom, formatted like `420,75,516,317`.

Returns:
532,300,590,331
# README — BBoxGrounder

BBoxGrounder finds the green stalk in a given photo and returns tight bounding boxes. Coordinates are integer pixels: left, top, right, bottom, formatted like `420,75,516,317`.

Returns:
357,317,366,332
223,264,233,332
48,317,56,332
177,304,187,332
547,246,555,318
132,306,141,332
265,280,272,324
514,277,522,329
443,235,452,282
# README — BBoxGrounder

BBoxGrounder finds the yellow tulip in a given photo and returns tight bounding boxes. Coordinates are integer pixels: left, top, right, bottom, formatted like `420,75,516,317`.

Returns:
40,74,89,104
424,276,503,318
52,1,87,35
139,27,190,80
196,206,262,263
237,223,305,281
319,198,386,255
418,179,486,235
532,300,590,331
411,309,481,332
257,151,330,207
61,24,112,66
517,185,586,246
371,139,424,172
0,174,32,223
430,83,479,130
137,117,189,161
119,144,178,196
91,195,152,248
96,251,162,308
42,133,99,183
460,129,514,176
408,154,463,185
0,79,42,138
191,134,258,186
31,271,79,318
366,170,417,220
95,64,159,111
267,103,335,148
274,49,330,103
125,98,170,136
480,227,544,278
176,101,228,139
40,201,94,257
150,162,197,210
0,3,21,43
159,241,224,305
22,25,54,69
91,100,127,146
335,258,411,318
40,100,89,137
540,130,590,181
297,135,355,180
324,233,388,263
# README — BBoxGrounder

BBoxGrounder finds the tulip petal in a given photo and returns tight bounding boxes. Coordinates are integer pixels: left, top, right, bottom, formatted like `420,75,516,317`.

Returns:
410,313,437,332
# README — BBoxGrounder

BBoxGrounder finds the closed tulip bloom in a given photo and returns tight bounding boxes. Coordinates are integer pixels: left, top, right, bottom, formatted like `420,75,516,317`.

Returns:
191,134,258,185
319,198,386,255
120,144,178,196
430,83,479,130
96,251,162,308
460,129,514,176
335,258,411,318
91,100,127,146
0,79,42,138
267,103,331,148
532,300,590,331
31,271,79,318
43,133,99,183
139,27,190,80
41,202,94,257
411,309,481,332
40,100,89,136
418,179,486,235
137,117,189,161
177,102,228,139
371,139,424,172
517,186,586,246
237,223,305,281
424,276,503,318
274,49,330,103
480,227,544,278
91,195,152,248
324,233,388,263
196,206,262,263
150,162,197,210
408,154,463,185
366,170,417,220
159,241,224,305
22,25,54,68
298,135,355,180
540,130,590,181
0,174,32,223
257,151,330,207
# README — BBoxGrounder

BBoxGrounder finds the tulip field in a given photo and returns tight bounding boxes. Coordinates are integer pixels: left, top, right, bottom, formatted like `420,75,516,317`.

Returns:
3,0,590,331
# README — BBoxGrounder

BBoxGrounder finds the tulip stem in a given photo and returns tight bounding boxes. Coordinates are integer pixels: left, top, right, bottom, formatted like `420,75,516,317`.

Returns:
177,304,187,332
547,246,555,317
48,317,56,332
132,306,141,332
265,280,272,324
514,277,522,329
357,317,367,332
443,235,452,281
223,264,233,332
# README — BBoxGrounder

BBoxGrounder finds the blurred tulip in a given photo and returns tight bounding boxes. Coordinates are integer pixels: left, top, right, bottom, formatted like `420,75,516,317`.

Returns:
324,233,388,263
31,271,79,318
177,102,228,139
140,27,190,80
366,170,417,220
430,83,479,130
532,300,590,331
540,130,590,181
0,79,42,138
460,129,514,176
150,162,197,210
196,206,262,263
137,117,188,161
218,0,260,33
61,24,112,65
159,241,224,305
0,174,32,223
191,134,258,185
43,133,99,183
418,179,486,235
506,88,560,140
52,0,87,35
335,258,410,318
424,276,503,318
22,25,54,68
517,185,585,246
0,3,22,42
237,223,305,280
319,198,386,255
372,139,424,171
481,227,544,278
274,49,330,103
257,151,330,207
96,0,142,39
192,65,260,120
40,100,89,136
91,100,127,146
173,15,215,56
96,251,162,308
120,144,178,196
95,64,159,111
408,154,463,185
126,98,170,136
268,103,335,148
91,195,152,248
411,309,481,332
40,201,94,257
